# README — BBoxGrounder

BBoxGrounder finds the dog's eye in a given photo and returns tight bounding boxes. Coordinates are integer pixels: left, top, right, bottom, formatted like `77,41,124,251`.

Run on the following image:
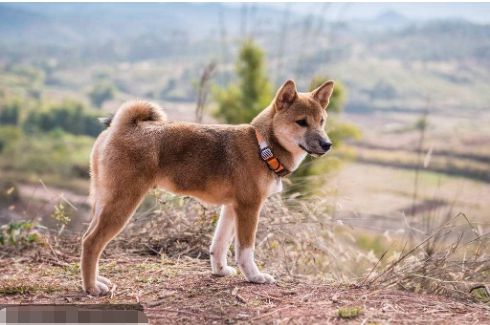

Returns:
296,119,308,127
320,118,325,124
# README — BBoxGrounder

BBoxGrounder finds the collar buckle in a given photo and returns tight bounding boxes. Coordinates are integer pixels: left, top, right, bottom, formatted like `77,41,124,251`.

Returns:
259,147,274,160
255,129,291,178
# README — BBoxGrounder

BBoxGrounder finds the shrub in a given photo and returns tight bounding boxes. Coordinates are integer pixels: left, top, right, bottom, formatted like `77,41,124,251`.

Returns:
23,101,103,137
213,40,272,124
0,126,22,154
88,82,115,108
0,221,44,249
0,100,21,125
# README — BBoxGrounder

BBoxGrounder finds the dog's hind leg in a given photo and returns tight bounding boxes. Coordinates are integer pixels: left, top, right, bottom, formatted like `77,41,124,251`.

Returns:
234,201,275,284
81,200,113,288
80,189,146,296
210,204,237,276
82,200,98,241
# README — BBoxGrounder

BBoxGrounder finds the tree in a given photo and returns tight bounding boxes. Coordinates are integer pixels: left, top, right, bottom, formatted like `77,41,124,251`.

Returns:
23,101,103,137
88,82,115,108
0,100,21,125
214,40,272,123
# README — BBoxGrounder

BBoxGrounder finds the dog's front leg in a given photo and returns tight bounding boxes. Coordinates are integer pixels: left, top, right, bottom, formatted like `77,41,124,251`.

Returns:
234,202,275,284
210,204,237,276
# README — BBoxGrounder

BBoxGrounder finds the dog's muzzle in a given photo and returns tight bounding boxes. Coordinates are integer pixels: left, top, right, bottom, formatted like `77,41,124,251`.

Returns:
299,143,331,157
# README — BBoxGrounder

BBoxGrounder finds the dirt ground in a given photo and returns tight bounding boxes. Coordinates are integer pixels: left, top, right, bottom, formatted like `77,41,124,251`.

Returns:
1,252,488,324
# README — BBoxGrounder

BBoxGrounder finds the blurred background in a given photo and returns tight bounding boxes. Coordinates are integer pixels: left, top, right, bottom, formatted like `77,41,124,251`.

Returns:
0,3,489,271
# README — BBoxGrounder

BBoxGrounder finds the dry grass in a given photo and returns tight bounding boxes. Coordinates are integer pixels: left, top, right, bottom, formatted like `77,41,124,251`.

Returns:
112,189,489,304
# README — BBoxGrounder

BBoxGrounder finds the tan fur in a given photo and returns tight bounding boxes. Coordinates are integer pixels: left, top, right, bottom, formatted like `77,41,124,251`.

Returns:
81,80,334,295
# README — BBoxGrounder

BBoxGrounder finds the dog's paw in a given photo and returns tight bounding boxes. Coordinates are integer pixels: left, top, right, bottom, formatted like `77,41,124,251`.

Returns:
85,281,110,296
212,266,237,277
246,272,275,284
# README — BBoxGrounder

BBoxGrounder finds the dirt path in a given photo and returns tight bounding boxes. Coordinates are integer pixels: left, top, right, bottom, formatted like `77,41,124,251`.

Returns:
1,254,488,324
17,183,89,207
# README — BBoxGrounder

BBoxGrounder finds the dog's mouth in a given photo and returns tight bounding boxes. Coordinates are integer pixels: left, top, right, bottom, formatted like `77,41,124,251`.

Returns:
299,144,326,157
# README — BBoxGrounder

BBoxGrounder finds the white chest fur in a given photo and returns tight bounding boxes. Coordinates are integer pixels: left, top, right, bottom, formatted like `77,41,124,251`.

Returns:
292,152,307,170
267,178,283,197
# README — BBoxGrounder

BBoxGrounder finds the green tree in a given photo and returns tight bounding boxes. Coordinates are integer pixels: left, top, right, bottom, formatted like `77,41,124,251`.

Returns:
23,101,103,137
88,82,115,108
0,100,21,125
214,40,272,123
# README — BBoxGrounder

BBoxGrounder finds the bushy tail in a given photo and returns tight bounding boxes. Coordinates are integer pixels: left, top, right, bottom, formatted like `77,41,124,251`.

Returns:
103,100,167,128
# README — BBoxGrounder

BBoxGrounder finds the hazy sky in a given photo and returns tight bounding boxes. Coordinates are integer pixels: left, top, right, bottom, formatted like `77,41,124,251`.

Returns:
258,3,490,24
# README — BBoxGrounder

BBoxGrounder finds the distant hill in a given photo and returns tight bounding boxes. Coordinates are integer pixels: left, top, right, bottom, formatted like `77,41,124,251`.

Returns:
1,3,488,63
373,10,410,30
0,5,49,40
0,3,489,113
0,3,287,62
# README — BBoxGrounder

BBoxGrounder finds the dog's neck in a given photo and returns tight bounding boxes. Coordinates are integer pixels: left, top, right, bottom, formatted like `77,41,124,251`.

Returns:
251,107,306,173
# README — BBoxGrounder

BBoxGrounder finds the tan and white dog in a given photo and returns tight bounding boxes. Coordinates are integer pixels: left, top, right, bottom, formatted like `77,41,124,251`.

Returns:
81,79,334,296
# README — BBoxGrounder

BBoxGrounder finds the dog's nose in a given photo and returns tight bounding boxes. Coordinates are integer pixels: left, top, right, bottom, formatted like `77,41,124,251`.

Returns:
319,139,332,152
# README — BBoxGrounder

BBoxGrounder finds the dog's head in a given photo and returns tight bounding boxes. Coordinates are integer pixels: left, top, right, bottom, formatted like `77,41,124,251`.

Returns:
271,79,334,157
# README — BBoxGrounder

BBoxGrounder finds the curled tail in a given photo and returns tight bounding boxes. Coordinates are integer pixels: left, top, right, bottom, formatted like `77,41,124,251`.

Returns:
102,100,167,128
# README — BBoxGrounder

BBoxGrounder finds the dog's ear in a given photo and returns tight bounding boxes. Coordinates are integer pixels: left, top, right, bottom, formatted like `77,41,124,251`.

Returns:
275,80,297,111
311,80,335,109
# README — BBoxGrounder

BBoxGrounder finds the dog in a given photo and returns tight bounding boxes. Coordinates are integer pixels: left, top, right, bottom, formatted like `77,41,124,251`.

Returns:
81,79,334,295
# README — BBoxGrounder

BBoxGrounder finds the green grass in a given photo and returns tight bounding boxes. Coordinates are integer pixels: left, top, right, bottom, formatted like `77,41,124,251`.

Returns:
356,234,387,257
471,287,490,304
0,282,57,295
0,284,34,295
337,306,363,319
0,220,44,248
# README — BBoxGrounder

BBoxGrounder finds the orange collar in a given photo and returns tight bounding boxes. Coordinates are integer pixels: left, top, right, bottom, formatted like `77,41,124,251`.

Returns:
254,128,291,177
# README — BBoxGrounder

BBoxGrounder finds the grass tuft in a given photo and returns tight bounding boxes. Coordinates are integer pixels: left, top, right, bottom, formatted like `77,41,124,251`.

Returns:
0,281,56,295
337,306,363,319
